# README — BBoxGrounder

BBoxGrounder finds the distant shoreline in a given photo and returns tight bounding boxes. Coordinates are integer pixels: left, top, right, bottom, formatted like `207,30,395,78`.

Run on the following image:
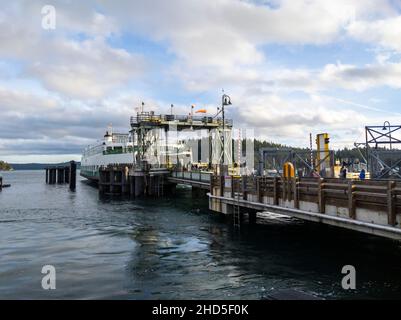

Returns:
8,162,81,171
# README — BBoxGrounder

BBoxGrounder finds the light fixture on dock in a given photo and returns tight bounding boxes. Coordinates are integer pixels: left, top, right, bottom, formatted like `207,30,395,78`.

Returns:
221,92,232,173
382,120,392,150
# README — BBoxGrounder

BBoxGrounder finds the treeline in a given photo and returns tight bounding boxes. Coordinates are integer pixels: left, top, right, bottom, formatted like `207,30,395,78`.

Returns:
252,140,366,164
10,162,81,170
334,147,367,161
190,137,367,163
0,161,13,171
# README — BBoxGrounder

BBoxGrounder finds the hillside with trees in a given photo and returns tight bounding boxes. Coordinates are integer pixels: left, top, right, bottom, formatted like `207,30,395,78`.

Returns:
0,161,13,171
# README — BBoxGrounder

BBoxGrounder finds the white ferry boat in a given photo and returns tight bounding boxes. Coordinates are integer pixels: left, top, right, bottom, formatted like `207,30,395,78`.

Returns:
80,127,134,182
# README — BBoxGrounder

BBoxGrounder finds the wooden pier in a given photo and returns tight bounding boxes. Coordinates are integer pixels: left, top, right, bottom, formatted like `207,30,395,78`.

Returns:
98,165,175,197
98,165,131,195
45,161,77,191
209,175,401,240
82,163,401,240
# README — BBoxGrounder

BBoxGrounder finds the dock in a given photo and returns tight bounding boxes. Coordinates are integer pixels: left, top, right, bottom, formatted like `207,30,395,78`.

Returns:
45,161,77,191
79,96,401,241
90,165,401,240
208,175,401,240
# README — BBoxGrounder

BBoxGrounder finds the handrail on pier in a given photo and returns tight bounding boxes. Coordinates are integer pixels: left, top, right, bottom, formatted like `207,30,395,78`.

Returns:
209,175,401,239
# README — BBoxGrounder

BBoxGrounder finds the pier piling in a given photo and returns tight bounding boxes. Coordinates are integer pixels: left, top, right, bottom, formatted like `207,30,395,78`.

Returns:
0,177,10,191
69,161,76,191
57,168,65,184
45,161,76,191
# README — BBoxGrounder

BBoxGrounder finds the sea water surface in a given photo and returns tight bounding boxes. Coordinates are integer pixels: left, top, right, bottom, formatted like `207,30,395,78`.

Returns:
1,170,401,299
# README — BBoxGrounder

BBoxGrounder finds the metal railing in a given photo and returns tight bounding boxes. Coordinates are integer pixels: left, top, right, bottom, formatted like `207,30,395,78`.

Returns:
130,113,233,127
171,171,212,183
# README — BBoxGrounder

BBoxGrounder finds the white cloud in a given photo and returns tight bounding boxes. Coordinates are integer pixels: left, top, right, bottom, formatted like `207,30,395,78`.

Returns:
319,62,401,91
1,0,401,161
231,93,367,146
27,38,145,99
100,0,382,68
0,2,145,99
347,16,401,52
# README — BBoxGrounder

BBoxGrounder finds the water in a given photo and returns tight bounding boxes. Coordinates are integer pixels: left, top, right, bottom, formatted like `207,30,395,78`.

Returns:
1,170,401,299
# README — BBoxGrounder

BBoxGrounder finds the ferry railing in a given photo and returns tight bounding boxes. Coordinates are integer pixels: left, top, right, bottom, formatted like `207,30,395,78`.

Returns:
130,114,233,127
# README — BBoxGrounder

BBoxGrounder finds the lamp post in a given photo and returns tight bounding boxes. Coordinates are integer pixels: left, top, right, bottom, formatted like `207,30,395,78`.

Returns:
383,120,392,150
221,93,232,173
171,104,173,115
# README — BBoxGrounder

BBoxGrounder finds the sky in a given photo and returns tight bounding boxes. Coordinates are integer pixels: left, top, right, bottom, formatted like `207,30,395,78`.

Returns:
1,0,401,163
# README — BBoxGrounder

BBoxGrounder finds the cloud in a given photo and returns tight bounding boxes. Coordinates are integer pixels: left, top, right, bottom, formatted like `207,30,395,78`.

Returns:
228,93,369,147
0,2,145,99
99,0,372,68
1,0,401,161
26,38,145,99
0,86,145,156
320,62,401,91
347,16,401,52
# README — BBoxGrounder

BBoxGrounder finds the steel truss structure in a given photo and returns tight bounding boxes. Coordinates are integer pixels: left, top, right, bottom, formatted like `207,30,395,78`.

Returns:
130,111,233,171
355,125,401,179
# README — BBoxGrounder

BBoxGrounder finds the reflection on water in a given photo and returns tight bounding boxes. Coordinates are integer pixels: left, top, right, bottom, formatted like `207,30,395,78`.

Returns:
0,170,401,299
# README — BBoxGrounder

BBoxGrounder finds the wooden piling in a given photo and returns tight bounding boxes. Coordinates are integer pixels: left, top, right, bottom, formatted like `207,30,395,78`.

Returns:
49,168,56,184
65,167,70,184
387,180,396,226
69,161,77,191
318,178,325,213
293,177,299,209
348,180,356,219
273,177,279,206
57,168,64,184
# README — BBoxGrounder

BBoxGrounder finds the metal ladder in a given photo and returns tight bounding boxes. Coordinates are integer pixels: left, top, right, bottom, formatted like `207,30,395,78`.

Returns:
233,179,241,228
